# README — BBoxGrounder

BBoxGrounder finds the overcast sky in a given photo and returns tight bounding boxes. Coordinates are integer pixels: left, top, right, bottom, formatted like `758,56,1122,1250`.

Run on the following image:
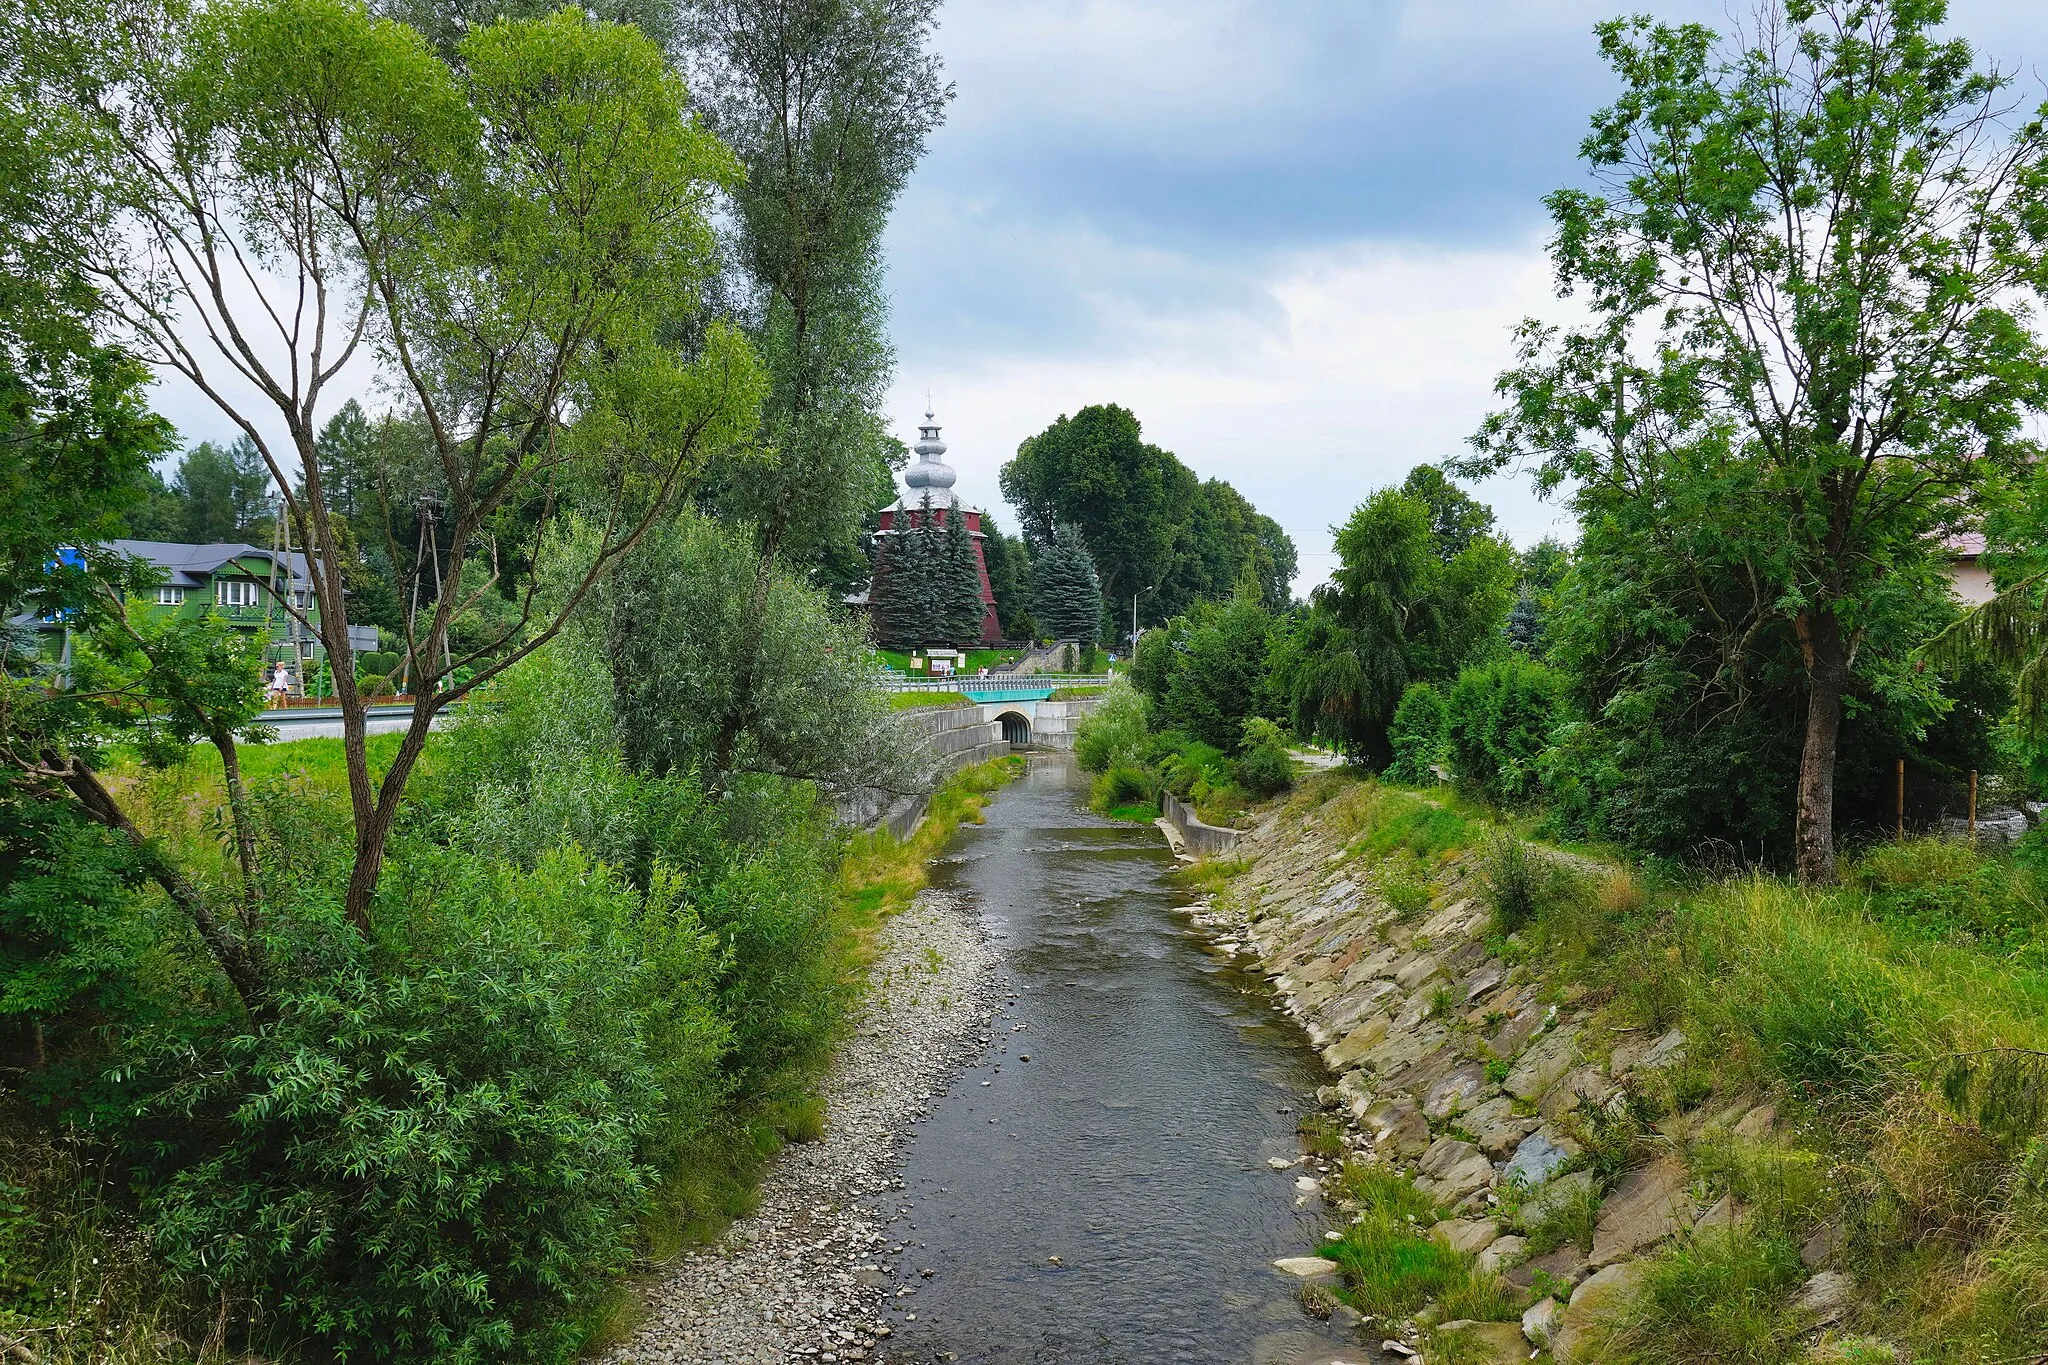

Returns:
149,2,2048,595
880,0,2048,593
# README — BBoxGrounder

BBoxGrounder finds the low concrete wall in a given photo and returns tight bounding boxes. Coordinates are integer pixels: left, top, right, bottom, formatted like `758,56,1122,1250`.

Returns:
1025,696,1098,750
839,703,1004,835
1162,790,1241,855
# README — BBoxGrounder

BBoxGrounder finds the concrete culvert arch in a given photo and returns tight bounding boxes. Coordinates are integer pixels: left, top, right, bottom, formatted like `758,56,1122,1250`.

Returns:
998,710,1032,747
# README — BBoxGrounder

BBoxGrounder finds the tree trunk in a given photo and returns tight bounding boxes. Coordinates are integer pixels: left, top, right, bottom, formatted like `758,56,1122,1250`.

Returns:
1794,608,1846,884
211,726,262,930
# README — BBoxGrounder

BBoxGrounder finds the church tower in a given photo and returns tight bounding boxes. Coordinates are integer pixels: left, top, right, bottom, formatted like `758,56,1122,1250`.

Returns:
869,411,1002,644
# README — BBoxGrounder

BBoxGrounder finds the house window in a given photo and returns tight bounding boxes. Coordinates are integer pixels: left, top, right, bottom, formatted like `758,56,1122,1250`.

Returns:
291,589,311,611
215,579,260,608
155,586,185,606
300,640,317,659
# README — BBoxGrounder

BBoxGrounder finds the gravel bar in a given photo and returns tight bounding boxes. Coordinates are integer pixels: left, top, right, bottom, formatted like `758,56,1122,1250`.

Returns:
601,888,1001,1365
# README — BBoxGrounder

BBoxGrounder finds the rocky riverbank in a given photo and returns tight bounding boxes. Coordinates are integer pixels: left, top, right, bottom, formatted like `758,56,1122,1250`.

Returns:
1202,779,1826,1364
599,889,1003,1365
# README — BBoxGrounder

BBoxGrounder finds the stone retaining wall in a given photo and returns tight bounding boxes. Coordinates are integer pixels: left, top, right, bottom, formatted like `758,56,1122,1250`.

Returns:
1209,783,1823,1363
1161,790,1241,854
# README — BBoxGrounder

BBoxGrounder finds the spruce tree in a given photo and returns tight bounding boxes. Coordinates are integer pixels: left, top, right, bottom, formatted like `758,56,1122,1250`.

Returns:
878,497,936,648
1032,522,1101,646
941,506,985,645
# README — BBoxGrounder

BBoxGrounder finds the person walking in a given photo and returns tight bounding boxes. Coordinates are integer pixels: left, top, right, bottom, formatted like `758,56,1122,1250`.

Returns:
268,662,292,709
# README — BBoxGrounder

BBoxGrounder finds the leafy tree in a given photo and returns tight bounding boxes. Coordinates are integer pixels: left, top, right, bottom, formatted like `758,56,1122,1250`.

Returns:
1233,716,1294,797
1031,521,1102,646
24,0,762,928
1401,464,1495,562
1469,3,2048,881
596,511,917,796
1001,403,1297,619
1386,682,1451,783
1152,589,1273,752
680,0,948,776
1446,656,1564,804
1271,486,1514,764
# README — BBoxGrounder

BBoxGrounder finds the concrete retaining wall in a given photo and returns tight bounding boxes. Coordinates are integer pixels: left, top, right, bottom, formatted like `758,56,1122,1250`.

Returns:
1162,790,1242,855
1024,697,1095,750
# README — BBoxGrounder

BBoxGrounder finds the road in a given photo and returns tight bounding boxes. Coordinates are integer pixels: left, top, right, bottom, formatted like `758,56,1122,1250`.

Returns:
259,705,437,740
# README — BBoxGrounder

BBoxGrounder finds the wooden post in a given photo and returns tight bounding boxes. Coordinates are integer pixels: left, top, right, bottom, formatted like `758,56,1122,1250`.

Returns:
1896,758,1904,840
1969,770,1978,843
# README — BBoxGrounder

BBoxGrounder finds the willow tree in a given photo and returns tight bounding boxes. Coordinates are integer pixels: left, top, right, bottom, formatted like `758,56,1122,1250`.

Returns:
1470,2,2048,882
18,0,761,930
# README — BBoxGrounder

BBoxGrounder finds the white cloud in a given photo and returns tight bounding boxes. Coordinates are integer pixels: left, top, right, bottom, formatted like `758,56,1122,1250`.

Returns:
890,235,1582,595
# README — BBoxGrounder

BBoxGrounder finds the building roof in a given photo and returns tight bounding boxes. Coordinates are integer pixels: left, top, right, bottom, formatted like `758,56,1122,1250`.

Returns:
105,539,313,588
898,410,959,510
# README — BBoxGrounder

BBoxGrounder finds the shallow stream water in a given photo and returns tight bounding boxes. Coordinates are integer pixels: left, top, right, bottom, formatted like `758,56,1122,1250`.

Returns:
871,755,1369,1365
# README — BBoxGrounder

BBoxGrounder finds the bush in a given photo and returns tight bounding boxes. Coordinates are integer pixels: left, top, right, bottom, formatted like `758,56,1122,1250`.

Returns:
1387,682,1450,783
137,849,717,1364
358,650,401,678
1233,716,1294,797
356,671,395,698
1446,657,1563,803
1092,762,1156,812
1074,680,1150,773
1484,835,1542,935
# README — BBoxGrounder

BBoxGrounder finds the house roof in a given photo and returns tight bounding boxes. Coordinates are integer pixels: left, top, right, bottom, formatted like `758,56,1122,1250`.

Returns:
104,540,314,588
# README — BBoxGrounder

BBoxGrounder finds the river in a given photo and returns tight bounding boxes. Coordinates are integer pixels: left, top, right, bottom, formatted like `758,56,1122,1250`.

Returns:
871,755,1369,1365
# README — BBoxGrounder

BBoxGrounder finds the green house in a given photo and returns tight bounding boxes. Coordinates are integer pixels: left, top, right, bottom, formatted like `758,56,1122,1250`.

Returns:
21,540,378,696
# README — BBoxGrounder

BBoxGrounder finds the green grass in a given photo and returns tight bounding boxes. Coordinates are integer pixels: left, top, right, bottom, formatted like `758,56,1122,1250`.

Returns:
1323,1163,1523,1322
1101,802,1159,822
1048,685,1108,700
874,647,1023,674
886,690,970,709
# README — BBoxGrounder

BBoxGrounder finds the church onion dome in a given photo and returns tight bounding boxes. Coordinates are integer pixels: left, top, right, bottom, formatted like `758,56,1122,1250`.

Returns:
902,410,957,508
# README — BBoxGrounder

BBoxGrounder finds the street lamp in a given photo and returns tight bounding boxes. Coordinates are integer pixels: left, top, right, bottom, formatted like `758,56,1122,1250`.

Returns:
1131,585,1154,649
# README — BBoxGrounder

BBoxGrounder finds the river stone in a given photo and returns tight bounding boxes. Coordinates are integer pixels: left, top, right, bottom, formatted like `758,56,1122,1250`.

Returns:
1692,1193,1746,1234
1539,1065,1612,1119
1349,946,1403,983
1416,1150,1496,1205
1393,953,1442,991
1437,1320,1526,1365
1418,897,1483,940
1639,1027,1687,1070
1486,1000,1546,1059
1521,1169,1597,1228
1419,1136,1482,1179
1506,1244,1589,1291
1296,956,1335,985
1461,960,1506,1003
1423,1062,1490,1120
1554,1262,1644,1362
1323,1015,1391,1071
1802,1220,1845,1268
1505,1026,1579,1100
1733,1103,1778,1139
1362,1021,1448,1080
1503,1129,1573,1189
1272,1255,1342,1282
1520,1294,1562,1348
1463,1098,1540,1157
1326,978,1401,1032
1477,1233,1528,1274
1430,1217,1500,1255
1794,1270,1856,1324
1361,1096,1431,1156
1590,1158,1695,1267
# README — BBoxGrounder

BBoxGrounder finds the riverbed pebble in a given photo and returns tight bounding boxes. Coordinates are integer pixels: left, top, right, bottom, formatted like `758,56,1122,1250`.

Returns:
598,890,1000,1365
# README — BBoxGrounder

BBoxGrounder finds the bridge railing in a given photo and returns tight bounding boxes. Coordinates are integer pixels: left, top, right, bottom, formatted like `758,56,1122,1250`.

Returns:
876,672,1113,692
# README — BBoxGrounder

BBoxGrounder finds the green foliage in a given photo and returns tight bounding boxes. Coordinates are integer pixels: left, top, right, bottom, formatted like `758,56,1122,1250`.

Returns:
1469,5,2048,880
1386,682,1450,783
1232,716,1294,798
1484,835,1541,936
1446,656,1562,804
1000,403,1294,618
169,437,273,543
1091,763,1156,814
1271,478,1514,764
876,498,980,648
1148,591,1274,751
1074,679,1150,774
1589,1226,1806,1365
1854,838,2048,964
1031,521,1102,646
1327,1161,1518,1321
138,850,711,1364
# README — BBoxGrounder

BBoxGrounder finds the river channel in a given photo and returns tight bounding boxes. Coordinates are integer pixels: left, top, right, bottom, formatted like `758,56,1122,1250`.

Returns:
871,755,1366,1365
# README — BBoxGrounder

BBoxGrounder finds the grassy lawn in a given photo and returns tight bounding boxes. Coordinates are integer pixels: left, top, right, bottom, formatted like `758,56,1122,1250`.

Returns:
874,647,1025,674
887,691,970,709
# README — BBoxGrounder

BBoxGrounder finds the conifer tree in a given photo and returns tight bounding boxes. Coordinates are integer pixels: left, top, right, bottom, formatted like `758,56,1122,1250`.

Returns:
877,498,934,648
941,506,985,645
1032,522,1102,645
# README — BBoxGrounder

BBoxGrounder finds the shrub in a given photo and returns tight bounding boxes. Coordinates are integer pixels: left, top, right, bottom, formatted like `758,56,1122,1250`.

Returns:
1485,835,1542,935
137,849,708,1364
1233,717,1294,797
356,671,395,698
1589,1225,1805,1365
1074,680,1150,773
1092,762,1156,812
1387,682,1450,783
1446,657,1563,803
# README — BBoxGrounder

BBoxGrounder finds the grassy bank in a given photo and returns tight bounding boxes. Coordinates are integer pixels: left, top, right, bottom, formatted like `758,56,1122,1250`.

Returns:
1237,771,2048,1363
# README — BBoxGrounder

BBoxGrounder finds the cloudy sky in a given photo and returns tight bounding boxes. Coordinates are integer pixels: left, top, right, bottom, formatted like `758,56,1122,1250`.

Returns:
881,0,2048,593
